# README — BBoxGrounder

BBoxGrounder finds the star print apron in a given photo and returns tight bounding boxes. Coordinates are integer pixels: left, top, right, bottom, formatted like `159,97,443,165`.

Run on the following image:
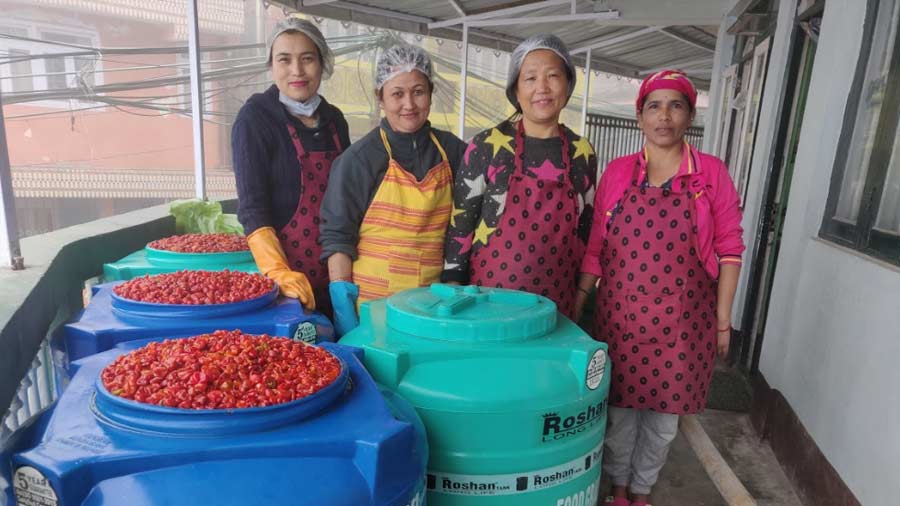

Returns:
594,156,717,415
469,121,584,319
352,129,453,305
277,121,343,317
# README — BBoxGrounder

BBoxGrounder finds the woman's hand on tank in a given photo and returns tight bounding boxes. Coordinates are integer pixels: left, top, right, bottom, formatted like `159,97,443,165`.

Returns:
329,280,360,336
247,227,316,310
270,270,316,310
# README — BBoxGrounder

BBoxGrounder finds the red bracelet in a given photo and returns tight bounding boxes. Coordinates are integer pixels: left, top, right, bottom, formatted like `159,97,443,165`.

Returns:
717,324,732,332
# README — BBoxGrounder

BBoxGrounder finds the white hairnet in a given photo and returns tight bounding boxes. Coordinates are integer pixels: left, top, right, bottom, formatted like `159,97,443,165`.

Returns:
375,44,434,91
506,34,577,111
267,17,334,79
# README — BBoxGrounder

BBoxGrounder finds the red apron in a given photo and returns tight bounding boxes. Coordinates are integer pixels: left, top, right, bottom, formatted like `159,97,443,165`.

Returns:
277,122,343,317
469,121,583,319
595,159,717,414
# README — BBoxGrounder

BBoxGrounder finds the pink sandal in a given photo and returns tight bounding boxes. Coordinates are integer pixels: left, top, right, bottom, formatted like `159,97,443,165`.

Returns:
630,502,652,506
602,498,630,506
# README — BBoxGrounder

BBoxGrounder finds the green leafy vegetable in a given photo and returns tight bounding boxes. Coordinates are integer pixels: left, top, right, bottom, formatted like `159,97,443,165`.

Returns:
169,200,244,235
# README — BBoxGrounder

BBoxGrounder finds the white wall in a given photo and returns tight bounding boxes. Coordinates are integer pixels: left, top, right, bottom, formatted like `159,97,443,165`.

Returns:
760,1,900,504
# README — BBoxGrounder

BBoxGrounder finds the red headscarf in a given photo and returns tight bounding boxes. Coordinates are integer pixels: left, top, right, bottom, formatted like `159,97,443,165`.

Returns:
636,70,697,112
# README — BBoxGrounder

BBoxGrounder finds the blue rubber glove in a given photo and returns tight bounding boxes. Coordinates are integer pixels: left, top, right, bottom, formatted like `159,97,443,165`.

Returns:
329,281,360,337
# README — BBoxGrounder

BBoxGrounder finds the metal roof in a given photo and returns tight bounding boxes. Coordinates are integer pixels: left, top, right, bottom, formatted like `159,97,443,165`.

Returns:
276,0,723,89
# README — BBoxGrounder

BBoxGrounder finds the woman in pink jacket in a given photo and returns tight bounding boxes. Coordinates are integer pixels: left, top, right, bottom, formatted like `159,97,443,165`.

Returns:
574,70,744,506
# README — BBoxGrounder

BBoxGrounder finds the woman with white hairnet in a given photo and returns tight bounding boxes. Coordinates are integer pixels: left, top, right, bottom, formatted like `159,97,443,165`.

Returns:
442,34,598,320
232,17,350,317
320,44,466,335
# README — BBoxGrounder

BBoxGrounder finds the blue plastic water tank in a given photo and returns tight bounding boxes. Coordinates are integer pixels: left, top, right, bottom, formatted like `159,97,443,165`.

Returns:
55,281,335,390
1,343,428,506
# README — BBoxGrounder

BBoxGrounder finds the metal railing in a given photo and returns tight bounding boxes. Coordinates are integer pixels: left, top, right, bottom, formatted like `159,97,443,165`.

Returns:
585,113,704,172
0,205,176,443
1,339,56,441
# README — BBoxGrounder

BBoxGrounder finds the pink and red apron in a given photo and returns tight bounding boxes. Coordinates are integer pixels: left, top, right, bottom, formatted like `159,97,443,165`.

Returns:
469,121,584,319
595,158,717,415
277,122,343,317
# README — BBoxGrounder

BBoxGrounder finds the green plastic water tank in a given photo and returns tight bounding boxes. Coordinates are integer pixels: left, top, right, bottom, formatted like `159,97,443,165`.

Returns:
340,284,611,506
103,246,258,281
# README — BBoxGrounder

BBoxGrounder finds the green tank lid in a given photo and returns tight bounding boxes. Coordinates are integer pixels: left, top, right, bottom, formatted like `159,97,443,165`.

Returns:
145,246,254,266
384,284,557,342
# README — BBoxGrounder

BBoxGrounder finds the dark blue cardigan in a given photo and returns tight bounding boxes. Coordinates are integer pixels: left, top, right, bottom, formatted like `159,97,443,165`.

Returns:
232,85,350,235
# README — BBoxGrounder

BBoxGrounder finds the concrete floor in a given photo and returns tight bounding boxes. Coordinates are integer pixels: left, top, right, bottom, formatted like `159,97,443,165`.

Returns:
603,410,804,506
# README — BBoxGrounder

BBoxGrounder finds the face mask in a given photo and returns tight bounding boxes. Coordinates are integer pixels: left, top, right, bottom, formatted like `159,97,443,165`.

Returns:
279,92,322,118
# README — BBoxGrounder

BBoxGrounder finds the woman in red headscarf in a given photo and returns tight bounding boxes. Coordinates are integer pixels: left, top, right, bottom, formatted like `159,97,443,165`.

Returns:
574,71,744,506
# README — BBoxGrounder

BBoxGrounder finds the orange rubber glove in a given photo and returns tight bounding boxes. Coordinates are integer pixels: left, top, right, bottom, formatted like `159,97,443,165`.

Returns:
247,226,316,310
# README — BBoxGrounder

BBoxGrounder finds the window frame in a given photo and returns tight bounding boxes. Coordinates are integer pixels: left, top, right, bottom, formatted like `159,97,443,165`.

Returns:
731,36,773,207
820,0,900,264
0,21,102,108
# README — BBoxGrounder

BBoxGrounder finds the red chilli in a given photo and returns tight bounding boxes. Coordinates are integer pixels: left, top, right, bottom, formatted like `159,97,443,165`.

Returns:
101,330,341,409
113,270,274,305
148,233,249,253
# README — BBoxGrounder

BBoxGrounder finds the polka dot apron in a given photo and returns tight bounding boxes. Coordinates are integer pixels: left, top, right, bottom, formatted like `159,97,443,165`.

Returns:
277,122,343,318
595,160,717,414
469,121,583,319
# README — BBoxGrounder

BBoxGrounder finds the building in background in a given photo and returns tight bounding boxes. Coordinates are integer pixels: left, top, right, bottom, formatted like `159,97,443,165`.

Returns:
1,0,709,238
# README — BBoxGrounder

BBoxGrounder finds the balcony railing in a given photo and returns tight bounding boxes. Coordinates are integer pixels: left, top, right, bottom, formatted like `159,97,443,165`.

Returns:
0,203,177,439
585,113,705,172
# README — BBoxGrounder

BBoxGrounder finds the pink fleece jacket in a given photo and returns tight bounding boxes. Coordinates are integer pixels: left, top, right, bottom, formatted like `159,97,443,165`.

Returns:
581,145,745,280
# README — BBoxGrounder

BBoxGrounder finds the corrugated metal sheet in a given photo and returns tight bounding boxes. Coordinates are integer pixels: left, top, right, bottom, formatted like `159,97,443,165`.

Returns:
284,0,719,88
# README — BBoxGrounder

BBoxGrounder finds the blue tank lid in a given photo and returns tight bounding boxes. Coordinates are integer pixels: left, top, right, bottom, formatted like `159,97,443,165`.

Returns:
385,284,557,342
109,282,279,319
92,348,349,436
58,282,335,387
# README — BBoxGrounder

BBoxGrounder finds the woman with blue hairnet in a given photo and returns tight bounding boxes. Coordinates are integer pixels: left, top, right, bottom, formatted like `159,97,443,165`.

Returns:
320,44,466,335
233,17,350,317
442,34,598,320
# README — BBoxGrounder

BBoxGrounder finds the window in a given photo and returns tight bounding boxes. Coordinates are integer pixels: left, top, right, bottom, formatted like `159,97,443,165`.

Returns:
1,26,33,94
0,24,100,101
7,49,34,93
731,37,771,206
41,31,97,91
821,0,900,262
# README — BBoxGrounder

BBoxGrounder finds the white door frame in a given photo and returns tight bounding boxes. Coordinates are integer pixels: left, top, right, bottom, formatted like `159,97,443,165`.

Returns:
714,64,738,160
732,37,772,205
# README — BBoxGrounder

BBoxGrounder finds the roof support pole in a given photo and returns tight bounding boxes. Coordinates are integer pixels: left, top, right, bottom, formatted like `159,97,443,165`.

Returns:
457,23,469,139
447,0,465,16
571,27,661,54
187,0,207,200
580,48,592,136
0,88,24,270
640,56,712,76
428,0,569,29
465,11,619,27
